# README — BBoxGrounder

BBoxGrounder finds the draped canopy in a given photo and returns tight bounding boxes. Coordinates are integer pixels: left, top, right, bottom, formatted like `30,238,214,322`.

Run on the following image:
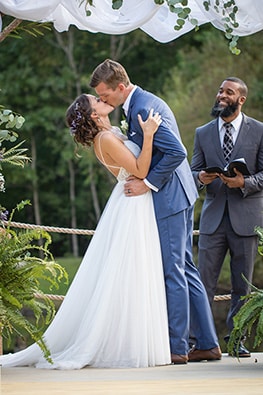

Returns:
0,1,263,43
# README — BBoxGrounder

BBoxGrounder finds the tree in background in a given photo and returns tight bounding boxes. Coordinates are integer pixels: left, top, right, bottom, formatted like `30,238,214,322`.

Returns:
0,18,263,259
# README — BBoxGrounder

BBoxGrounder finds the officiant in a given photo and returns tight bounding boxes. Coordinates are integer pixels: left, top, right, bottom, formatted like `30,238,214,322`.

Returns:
191,77,263,358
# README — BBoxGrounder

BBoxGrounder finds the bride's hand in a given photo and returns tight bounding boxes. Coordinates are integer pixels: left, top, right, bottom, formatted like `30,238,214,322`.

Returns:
138,108,162,137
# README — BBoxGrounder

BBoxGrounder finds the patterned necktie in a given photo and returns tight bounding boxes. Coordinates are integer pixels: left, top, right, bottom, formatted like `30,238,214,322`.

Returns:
223,123,233,163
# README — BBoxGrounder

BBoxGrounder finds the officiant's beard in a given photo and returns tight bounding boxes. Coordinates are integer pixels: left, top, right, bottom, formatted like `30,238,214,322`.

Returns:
210,100,239,118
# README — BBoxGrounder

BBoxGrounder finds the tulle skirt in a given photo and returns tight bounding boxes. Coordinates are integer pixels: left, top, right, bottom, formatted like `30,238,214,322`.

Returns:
0,180,170,369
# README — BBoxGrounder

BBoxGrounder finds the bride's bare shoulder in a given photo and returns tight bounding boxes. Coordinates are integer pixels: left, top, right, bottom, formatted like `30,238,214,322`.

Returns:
94,130,124,149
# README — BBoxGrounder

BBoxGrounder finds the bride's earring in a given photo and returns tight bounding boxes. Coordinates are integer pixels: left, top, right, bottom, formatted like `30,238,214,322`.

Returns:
92,110,101,123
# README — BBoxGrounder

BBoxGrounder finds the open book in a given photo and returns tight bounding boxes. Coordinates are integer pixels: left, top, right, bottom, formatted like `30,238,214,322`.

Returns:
204,158,250,178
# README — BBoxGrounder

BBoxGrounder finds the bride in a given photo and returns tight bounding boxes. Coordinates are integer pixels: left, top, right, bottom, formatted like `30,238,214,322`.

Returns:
0,94,171,369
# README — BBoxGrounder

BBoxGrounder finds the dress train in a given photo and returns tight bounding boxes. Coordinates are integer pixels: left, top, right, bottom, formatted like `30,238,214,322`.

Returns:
0,140,170,369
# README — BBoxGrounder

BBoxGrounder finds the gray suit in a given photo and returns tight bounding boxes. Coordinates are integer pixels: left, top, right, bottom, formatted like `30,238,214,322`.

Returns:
191,113,263,331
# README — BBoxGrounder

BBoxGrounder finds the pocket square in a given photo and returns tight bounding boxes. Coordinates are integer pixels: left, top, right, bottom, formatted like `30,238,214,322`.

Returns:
129,131,136,137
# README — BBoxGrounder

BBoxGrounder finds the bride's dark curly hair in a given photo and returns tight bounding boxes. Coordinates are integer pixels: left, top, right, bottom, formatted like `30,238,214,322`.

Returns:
66,94,100,147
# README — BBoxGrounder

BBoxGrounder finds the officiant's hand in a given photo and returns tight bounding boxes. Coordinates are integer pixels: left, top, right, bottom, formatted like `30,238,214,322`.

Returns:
124,176,150,196
219,169,245,188
199,170,218,185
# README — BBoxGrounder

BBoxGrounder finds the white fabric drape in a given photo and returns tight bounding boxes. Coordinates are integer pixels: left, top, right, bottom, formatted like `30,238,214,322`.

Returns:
1,1,263,42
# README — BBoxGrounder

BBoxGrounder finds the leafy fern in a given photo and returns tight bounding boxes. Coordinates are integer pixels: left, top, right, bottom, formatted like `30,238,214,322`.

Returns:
0,140,30,169
228,277,263,356
0,201,68,362
228,226,263,356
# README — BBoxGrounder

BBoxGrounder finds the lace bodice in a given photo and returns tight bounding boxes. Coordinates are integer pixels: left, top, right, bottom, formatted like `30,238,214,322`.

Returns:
97,127,141,181
117,140,141,181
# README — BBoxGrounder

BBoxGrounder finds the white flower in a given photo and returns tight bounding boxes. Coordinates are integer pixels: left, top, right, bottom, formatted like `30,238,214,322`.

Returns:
0,172,5,192
120,120,128,134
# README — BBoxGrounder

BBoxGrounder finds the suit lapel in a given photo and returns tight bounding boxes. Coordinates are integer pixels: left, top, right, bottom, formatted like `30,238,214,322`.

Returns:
126,87,140,122
126,87,143,142
209,120,225,162
210,115,249,164
230,114,249,159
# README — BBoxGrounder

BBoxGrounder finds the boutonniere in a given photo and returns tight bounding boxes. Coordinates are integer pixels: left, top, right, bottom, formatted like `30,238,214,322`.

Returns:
120,119,128,134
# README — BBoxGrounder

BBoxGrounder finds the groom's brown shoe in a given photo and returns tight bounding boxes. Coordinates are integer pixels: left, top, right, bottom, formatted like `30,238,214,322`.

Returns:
171,353,188,364
188,346,222,362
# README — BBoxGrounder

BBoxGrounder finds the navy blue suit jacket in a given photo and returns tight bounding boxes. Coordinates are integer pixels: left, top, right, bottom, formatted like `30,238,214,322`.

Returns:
126,87,198,219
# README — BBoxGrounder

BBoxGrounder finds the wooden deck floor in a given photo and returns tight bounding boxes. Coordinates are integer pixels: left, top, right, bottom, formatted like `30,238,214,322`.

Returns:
1,353,263,395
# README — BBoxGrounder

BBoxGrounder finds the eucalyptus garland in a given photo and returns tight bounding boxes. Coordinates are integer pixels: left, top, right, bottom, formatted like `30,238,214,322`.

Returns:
83,0,241,54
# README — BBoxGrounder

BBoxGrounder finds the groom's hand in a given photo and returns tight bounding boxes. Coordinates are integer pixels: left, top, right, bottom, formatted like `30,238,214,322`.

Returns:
124,176,150,196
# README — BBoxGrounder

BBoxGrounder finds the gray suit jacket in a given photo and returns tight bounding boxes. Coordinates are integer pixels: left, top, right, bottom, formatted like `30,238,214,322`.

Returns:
191,114,263,236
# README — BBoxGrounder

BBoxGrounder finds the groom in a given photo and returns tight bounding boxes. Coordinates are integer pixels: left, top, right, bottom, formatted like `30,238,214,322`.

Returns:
90,59,221,364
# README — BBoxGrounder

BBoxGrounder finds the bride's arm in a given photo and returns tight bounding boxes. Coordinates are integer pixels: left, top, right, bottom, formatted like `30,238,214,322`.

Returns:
97,109,161,178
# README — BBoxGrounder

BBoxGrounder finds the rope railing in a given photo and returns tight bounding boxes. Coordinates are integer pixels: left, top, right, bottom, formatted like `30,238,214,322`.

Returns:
3,221,230,302
2,221,95,235
2,220,200,237
33,292,230,302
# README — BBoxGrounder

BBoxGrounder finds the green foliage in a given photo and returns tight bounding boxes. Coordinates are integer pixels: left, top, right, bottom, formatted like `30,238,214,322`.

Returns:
0,107,25,142
155,1,241,54
0,102,68,362
203,0,240,54
6,22,52,40
0,140,30,169
80,0,240,53
228,279,263,356
228,227,263,356
156,0,199,32
87,0,240,53
0,107,29,169
112,0,123,10
1,19,263,258
84,0,124,12
0,201,68,362
255,226,263,256
1,20,263,353
79,0,93,16
0,105,30,198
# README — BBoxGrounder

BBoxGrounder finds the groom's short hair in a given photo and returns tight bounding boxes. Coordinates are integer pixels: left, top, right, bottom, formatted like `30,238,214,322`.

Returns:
90,59,130,90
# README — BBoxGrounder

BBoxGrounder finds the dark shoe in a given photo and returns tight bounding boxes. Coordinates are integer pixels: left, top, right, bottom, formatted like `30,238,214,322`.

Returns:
231,343,251,358
227,342,251,358
224,335,251,358
188,346,222,362
171,353,188,364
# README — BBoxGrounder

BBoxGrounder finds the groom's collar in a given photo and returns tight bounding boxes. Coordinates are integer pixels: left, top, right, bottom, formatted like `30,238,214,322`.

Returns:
122,85,137,116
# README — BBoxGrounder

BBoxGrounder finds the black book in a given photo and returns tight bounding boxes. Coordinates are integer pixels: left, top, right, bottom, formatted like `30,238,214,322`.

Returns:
204,158,250,178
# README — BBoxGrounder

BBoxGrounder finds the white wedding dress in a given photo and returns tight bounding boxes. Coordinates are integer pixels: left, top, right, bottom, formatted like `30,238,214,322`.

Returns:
0,134,170,369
